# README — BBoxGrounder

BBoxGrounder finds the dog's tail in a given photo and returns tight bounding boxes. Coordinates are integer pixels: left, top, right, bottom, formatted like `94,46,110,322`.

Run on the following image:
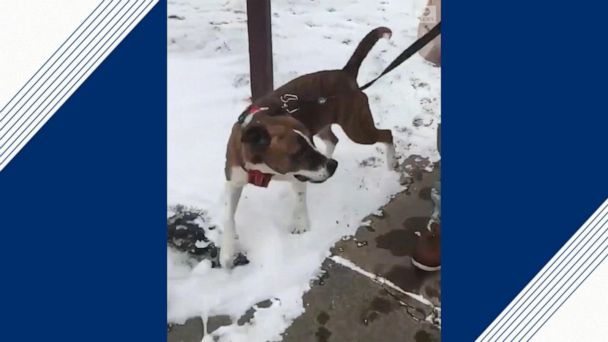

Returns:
343,27,392,79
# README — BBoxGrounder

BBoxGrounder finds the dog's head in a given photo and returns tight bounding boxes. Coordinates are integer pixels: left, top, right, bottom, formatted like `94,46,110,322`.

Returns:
240,116,337,183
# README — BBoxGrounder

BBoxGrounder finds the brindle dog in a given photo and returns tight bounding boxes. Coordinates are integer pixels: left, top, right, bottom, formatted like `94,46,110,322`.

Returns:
221,27,396,267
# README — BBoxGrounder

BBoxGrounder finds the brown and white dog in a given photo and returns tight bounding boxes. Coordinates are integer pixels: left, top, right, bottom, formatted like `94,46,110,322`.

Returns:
221,27,396,267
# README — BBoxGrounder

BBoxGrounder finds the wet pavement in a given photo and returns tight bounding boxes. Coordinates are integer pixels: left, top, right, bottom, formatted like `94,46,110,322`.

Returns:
282,161,440,341
282,259,439,342
332,161,440,306
168,160,441,342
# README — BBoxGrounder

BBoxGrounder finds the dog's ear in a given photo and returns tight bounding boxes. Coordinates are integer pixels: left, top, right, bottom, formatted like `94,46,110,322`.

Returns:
241,125,270,152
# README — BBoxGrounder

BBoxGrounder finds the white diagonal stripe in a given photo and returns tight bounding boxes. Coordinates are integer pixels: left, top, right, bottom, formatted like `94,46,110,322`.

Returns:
477,198,608,342
331,255,436,308
0,0,158,172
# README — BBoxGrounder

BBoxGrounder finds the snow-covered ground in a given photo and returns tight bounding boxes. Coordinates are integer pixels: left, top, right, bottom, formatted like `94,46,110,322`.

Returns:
167,0,440,341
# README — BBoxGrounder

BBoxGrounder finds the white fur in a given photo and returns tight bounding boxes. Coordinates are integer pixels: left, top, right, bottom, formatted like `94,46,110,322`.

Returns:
220,181,243,268
290,181,310,234
241,114,254,126
290,166,331,182
384,142,397,170
221,164,320,267
228,166,248,184
245,161,331,183
293,129,320,152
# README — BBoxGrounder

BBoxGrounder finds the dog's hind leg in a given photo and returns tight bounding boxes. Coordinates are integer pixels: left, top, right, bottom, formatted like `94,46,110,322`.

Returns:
339,93,398,170
220,181,243,268
317,125,339,158
290,180,311,234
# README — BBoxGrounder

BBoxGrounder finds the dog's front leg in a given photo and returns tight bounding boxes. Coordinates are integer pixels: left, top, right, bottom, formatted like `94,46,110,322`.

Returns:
385,142,398,170
220,182,243,268
290,181,311,234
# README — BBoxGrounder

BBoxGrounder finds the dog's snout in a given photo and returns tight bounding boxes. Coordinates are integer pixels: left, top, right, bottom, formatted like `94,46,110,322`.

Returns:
327,159,338,176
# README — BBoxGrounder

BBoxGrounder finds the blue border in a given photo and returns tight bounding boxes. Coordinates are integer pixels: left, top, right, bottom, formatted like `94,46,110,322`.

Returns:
443,1,608,340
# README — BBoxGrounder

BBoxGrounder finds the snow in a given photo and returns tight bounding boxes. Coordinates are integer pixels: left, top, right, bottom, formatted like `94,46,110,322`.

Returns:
168,0,440,340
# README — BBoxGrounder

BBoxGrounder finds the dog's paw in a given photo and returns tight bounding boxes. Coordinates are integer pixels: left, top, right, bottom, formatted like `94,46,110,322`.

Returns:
384,144,399,171
389,159,400,171
387,150,400,171
290,216,310,234
291,225,309,234
385,155,399,171
233,253,250,267
220,248,249,269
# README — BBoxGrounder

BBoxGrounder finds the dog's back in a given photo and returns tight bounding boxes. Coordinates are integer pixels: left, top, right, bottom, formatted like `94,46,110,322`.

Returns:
250,27,392,133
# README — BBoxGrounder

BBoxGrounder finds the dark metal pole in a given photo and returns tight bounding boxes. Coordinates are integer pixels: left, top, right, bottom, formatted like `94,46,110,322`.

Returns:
246,0,274,100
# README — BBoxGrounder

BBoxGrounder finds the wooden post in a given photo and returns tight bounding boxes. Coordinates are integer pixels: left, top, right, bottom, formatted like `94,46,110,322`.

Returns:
246,0,274,100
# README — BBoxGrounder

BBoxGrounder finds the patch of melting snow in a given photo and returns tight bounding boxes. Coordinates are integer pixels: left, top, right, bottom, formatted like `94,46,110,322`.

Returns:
360,220,373,227
372,208,385,217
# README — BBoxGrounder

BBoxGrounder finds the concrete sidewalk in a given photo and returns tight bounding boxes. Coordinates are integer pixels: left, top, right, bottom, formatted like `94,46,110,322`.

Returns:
168,161,440,342
282,162,440,342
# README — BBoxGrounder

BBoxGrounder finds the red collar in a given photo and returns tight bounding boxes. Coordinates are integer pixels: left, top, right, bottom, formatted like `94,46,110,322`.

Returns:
246,169,273,187
249,105,265,114
240,105,273,187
